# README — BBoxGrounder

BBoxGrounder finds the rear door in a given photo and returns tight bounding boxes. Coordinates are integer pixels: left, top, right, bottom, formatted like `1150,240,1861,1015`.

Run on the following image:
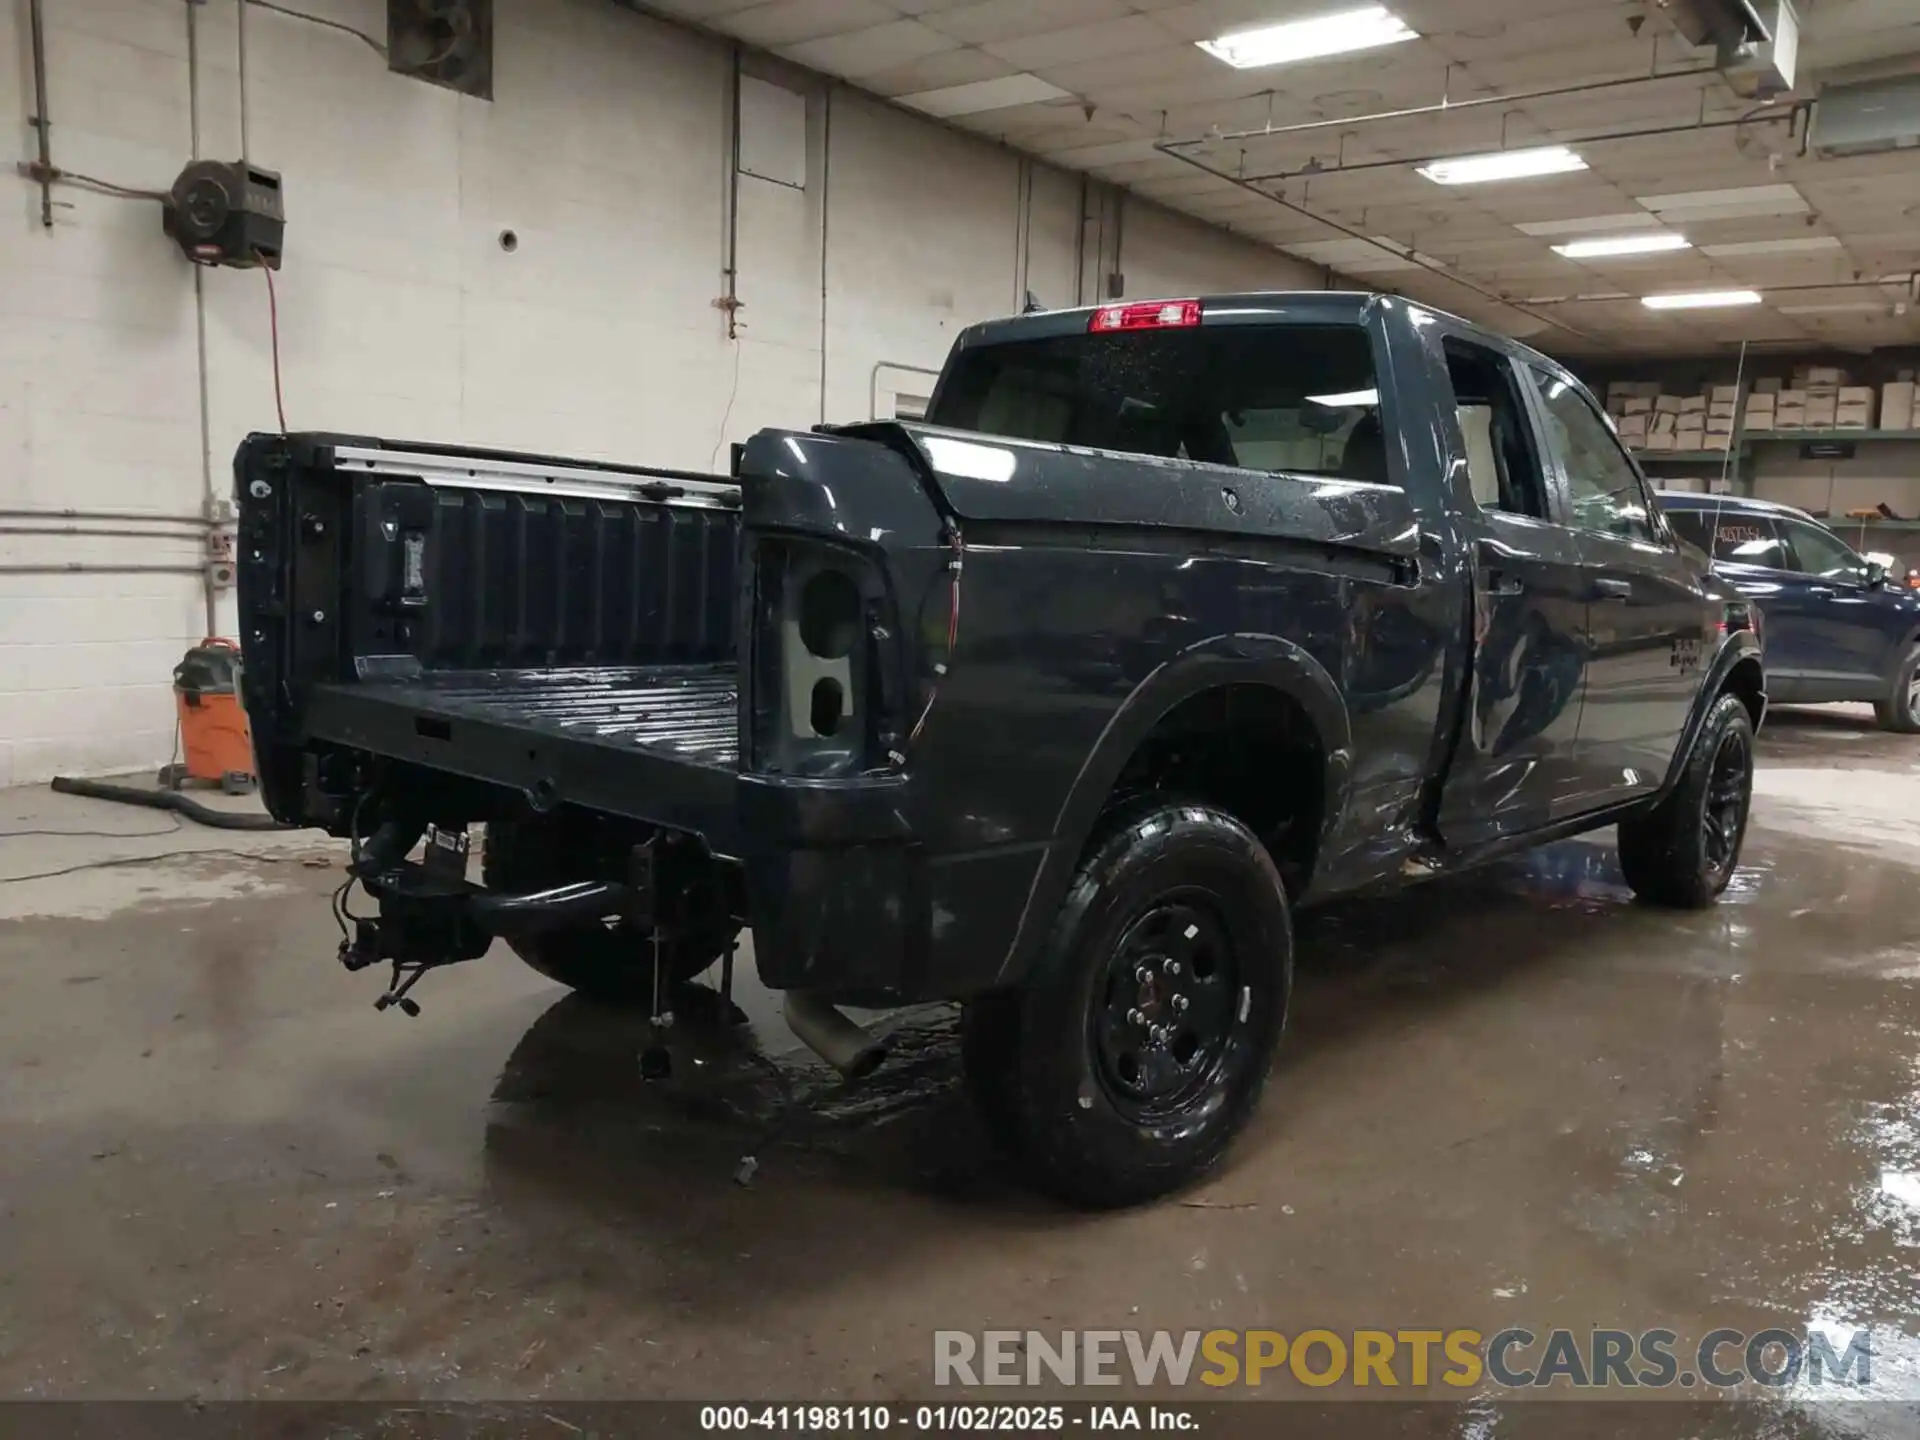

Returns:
1665,508,1811,688
1430,334,1594,845
1523,367,1708,802
1771,515,1894,688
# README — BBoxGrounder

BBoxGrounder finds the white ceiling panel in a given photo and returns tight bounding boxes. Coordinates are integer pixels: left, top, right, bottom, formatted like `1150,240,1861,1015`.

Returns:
723,0,897,46
924,0,1135,46
898,71,1070,116
780,19,958,73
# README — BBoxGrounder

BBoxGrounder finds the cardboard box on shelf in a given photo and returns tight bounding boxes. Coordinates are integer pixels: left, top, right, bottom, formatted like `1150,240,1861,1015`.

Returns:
1651,412,1678,435
1836,400,1876,429
1882,381,1916,430
1675,432,1705,451
1618,418,1650,443
1777,389,1808,406
1839,386,1876,405
1644,432,1676,450
1679,394,1707,413
1703,433,1733,451
1774,408,1807,429
1804,366,1847,387
1744,411,1775,431
1654,394,1684,414
1707,414,1736,432
1708,385,1741,404
1806,397,1839,426
1623,396,1653,415
1678,413,1706,432
1709,401,1739,421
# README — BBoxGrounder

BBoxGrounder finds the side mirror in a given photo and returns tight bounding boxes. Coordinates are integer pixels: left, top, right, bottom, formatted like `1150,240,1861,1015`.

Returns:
1867,561,1889,590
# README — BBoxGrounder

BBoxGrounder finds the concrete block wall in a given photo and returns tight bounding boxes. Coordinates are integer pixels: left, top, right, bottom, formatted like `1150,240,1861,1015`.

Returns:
0,0,1329,787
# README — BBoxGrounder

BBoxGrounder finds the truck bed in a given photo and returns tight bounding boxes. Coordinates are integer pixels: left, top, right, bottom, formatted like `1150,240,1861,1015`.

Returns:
300,661,748,845
323,663,739,766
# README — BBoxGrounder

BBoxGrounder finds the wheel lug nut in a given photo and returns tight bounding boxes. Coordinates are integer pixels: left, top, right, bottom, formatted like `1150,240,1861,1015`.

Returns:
1152,1025,1170,1044
1136,964,1153,983
1128,1008,1145,1026
1172,994,1189,1013
1164,959,1182,976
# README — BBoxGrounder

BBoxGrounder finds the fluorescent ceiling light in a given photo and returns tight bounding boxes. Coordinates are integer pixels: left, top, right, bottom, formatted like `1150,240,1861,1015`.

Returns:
1417,146,1586,186
1516,213,1663,237
1198,6,1417,70
1308,389,1379,407
1698,236,1844,257
1642,290,1764,310
897,73,1070,118
1553,233,1691,259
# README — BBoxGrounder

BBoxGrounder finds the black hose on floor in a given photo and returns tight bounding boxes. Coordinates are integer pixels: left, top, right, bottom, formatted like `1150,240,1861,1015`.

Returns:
49,776,296,831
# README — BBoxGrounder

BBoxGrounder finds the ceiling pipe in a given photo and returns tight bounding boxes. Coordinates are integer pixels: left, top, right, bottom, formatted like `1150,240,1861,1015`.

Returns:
1242,106,1800,184
1154,142,1601,344
1164,64,1724,152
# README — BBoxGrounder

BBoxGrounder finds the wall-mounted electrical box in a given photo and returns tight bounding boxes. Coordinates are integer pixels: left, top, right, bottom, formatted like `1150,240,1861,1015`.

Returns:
162,160,285,269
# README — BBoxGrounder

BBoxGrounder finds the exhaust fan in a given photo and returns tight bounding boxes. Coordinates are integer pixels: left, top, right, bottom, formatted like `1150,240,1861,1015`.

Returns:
388,0,492,100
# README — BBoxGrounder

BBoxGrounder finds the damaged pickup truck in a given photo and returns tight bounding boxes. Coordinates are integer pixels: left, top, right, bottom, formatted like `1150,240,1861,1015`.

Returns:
237,292,1763,1206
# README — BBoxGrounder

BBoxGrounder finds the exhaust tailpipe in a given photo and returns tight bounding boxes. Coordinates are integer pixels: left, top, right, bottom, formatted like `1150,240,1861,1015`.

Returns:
783,991,887,1079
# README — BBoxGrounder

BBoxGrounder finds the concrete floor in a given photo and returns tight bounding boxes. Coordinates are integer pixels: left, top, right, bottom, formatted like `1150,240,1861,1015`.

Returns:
4,709,1920,1431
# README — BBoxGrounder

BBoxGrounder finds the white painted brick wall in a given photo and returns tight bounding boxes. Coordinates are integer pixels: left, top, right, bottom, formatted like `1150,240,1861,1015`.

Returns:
0,0,1328,786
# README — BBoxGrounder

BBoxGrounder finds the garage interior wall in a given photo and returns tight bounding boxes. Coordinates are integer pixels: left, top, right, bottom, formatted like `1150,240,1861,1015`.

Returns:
0,0,1329,789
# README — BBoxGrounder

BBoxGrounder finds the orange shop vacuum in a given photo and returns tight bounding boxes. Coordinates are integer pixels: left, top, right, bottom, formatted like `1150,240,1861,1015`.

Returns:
49,637,291,830
159,638,258,796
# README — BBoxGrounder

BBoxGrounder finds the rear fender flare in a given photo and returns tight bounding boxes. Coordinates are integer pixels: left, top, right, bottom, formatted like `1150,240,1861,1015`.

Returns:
992,633,1352,985
1660,633,1764,796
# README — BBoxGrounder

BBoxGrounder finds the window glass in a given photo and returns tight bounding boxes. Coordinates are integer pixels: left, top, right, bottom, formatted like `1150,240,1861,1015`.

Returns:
1782,519,1867,581
932,323,1390,486
1665,510,1790,569
1527,368,1656,541
1444,340,1547,519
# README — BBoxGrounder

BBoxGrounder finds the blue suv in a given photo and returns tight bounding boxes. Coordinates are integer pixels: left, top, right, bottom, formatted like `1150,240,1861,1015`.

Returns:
1659,491,1920,732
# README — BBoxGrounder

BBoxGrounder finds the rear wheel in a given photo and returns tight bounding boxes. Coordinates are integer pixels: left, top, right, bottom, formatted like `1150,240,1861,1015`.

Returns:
1618,693,1754,908
481,819,735,1005
1873,646,1920,733
962,801,1291,1208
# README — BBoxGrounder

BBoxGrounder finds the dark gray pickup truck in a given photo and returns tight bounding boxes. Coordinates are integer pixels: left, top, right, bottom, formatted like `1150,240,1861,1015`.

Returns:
237,291,1763,1206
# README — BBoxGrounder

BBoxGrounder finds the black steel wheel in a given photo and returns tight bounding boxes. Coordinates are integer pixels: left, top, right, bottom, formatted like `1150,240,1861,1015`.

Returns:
482,819,735,1005
962,800,1291,1208
1091,896,1241,1120
1618,693,1754,908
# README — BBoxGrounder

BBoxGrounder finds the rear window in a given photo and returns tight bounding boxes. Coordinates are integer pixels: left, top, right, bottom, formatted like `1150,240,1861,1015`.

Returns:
927,323,1390,486
1666,508,1788,568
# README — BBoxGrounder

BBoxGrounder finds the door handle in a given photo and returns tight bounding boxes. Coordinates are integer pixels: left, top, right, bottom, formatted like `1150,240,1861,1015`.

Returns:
1485,572,1524,598
1805,585,1835,598
1592,578,1633,602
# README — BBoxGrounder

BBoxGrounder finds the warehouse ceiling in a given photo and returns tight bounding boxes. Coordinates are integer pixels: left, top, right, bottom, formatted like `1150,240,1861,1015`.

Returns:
637,0,1920,356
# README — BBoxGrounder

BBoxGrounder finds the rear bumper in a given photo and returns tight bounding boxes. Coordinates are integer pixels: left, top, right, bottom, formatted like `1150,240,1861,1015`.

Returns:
298,678,1037,1005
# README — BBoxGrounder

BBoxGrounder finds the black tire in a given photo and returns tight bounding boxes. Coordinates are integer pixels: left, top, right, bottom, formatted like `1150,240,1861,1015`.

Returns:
1617,693,1755,908
962,801,1292,1208
481,820,734,1005
1874,646,1920,733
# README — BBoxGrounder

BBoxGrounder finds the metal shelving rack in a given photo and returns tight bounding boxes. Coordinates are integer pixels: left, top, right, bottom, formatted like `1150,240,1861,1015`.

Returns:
1632,428,1920,497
